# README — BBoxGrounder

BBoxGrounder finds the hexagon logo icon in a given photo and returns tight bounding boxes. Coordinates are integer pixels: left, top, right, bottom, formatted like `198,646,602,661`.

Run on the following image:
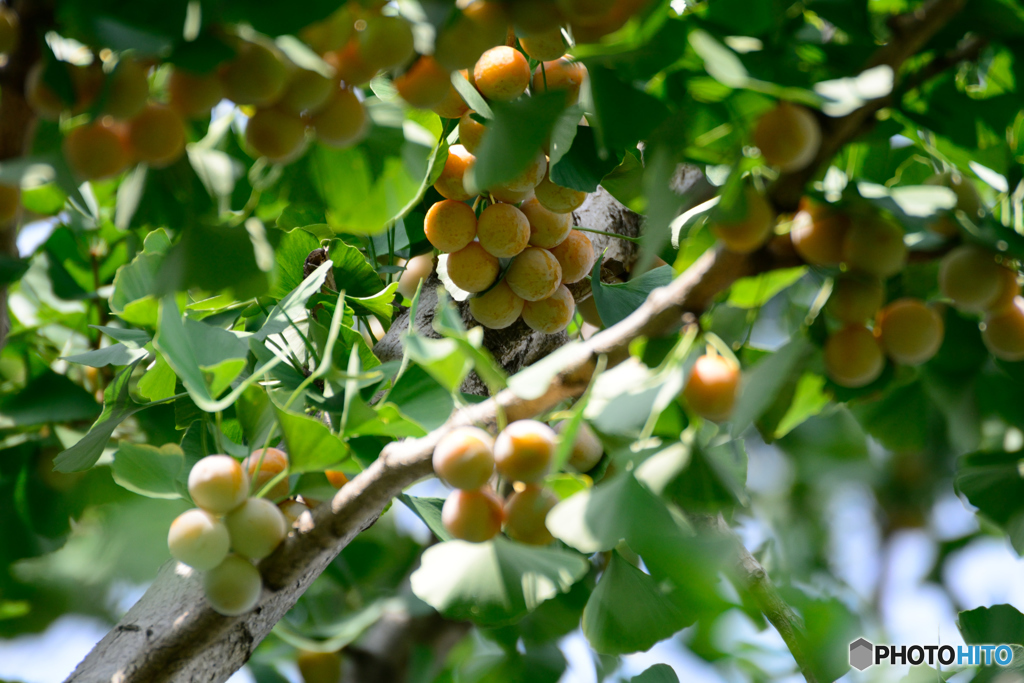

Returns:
850,638,873,671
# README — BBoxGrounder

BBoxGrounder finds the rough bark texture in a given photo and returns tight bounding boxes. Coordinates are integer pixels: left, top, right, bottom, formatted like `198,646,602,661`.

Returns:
65,0,971,679
373,186,642,395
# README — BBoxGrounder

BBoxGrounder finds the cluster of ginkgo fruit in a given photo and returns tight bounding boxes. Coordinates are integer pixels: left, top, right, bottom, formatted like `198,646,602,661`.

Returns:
5,0,651,190
167,449,348,616
422,33,596,334
432,418,603,544
705,100,1024,388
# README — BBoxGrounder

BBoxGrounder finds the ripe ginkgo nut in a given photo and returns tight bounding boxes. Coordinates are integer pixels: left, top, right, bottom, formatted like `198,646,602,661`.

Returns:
224,497,288,560
683,354,739,422
824,325,885,388
203,555,262,616
188,455,249,515
442,488,504,542
433,426,496,490
493,419,557,482
503,484,559,545
167,508,230,571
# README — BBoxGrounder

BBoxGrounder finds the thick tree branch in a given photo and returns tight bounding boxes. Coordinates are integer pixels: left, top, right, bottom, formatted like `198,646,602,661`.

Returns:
67,0,973,679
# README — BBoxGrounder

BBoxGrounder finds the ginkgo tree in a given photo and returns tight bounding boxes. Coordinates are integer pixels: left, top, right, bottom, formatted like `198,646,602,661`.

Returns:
1,0,1023,681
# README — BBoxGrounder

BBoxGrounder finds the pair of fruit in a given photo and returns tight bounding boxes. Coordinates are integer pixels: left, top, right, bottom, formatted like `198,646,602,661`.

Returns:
939,244,1024,361
433,419,603,543
167,452,292,616
710,102,822,254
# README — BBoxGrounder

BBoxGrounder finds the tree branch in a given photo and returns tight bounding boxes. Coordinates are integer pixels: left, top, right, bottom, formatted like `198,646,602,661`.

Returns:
66,0,973,679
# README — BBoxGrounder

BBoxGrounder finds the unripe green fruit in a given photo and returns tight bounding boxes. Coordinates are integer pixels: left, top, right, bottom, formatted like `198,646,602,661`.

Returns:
188,455,249,514
167,508,230,570
983,298,1024,361
506,246,562,301
433,426,496,490
683,354,739,422
503,484,558,545
219,41,289,106
522,284,575,334
358,15,416,70
469,280,525,329
875,298,944,366
494,419,556,482
203,555,262,616
297,650,343,683
310,88,368,148
0,7,19,55
442,488,504,542
826,275,884,324
842,213,907,278
556,420,603,472
103,58,150,121
824,325,884,388
938,244,1003,312
224,497,288,559
278,69,334,116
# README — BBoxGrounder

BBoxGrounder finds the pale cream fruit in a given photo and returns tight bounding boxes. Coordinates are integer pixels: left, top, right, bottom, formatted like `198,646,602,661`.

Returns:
938,244,1004,312
188,455,249,514
203,555,262,616
167,508,230,571
224,497,288,560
